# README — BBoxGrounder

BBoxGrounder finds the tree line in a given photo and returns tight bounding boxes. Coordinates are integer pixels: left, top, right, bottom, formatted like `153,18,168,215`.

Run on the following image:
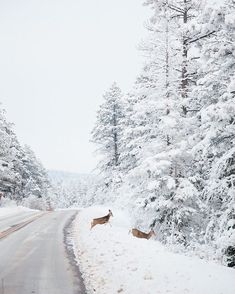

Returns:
0,105,51,209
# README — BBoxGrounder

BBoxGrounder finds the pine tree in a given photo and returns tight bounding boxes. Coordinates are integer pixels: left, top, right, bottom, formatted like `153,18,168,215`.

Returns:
115,0,202,245
0,106,25,199
91,83,124,182
22,146,50,200
189,0,235,265
0,104,51,208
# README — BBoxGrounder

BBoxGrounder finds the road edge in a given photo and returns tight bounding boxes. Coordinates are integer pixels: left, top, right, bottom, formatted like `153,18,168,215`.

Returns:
64,210,87,294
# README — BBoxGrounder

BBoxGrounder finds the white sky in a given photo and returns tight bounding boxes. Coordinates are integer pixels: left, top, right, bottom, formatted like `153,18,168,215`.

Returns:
0,0,150,173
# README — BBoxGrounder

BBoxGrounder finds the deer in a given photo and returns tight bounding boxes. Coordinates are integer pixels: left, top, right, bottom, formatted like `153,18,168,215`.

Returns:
130,228,156,240
90,209,113,229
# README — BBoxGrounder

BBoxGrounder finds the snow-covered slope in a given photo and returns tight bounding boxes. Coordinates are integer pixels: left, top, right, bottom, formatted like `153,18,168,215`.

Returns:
0,205,35,218
73,206,235,294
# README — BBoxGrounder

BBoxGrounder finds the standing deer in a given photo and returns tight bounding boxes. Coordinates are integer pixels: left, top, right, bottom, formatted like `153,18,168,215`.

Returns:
90,209,113,229
130,228,155,240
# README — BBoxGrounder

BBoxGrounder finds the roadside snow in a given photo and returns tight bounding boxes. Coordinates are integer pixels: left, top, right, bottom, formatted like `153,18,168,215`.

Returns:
73,206,235,294
0,206,35,219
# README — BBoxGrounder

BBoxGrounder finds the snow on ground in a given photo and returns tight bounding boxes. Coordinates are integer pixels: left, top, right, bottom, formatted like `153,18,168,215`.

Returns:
0,203,35,218
73,206,235,294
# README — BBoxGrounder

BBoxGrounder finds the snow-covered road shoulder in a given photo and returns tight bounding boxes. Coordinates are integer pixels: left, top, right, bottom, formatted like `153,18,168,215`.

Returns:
0,205,36,219
73,206,235,294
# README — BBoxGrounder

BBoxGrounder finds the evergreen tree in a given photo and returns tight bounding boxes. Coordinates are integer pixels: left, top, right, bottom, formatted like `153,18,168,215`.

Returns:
116,0,202,245
91,83,124,182
0,106,25,199
0,103,51,208
189,0,235,265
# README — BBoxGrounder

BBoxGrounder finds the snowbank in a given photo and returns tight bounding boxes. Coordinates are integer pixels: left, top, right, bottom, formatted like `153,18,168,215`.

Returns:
0,206,35,219
73,206,235,294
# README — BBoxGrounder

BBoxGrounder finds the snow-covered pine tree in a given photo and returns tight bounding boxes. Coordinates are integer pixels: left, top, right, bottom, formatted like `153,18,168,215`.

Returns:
189,0,235,266
91,83,124,191
0,106,26,200
0,103,51,208
115,0,203,246
20,145,51,209
144,0,201,111
118,67,162,176
118,0,183,179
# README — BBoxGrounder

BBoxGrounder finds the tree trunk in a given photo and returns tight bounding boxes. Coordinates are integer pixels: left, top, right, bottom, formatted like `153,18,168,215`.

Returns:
113,104,119,166
165,2,171,146
181,0,189,102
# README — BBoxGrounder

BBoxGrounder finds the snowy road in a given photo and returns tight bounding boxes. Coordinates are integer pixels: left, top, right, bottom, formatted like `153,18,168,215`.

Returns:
0,210,86,294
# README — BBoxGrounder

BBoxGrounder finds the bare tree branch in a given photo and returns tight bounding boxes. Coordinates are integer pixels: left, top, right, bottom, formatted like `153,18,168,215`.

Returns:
187,30,217,44
162,1,184,14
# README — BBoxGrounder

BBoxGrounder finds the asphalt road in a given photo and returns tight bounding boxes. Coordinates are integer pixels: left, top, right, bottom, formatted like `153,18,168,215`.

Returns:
0,210,86,294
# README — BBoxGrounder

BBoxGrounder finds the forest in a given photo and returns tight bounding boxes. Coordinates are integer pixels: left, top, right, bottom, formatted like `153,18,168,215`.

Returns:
91,0,235,267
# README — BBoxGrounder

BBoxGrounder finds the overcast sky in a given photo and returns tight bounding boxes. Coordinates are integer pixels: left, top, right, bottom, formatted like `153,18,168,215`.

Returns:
0,0,150,174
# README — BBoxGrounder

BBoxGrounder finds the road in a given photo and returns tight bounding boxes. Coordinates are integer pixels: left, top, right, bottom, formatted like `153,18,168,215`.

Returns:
0,210,86,294
0,210,42,233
